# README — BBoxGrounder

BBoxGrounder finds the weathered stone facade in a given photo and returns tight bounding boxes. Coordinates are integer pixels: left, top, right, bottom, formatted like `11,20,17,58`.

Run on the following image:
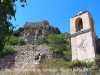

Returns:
0,45,53,69
20,20,60,43
70,11,96,61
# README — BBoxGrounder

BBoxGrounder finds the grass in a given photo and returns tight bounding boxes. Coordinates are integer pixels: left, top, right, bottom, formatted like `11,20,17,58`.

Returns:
45,59,68,69
0,68,83,75
0,63,100,75
0,58,100,75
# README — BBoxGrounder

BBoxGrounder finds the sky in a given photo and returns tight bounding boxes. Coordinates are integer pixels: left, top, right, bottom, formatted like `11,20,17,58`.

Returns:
10,0,100,37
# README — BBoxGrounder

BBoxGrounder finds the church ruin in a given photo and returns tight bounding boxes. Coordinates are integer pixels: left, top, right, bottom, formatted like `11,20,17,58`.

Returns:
70,11,97,61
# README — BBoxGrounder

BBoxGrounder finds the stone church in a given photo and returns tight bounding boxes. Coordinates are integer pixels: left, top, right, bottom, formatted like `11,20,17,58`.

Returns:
19,11,100,61
70,11,100,61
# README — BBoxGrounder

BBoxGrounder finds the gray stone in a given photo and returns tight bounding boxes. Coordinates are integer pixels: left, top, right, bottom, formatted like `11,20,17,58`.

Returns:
20,20,61,43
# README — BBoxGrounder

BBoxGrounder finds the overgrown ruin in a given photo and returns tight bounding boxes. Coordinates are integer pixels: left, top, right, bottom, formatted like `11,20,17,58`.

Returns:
70,11,99,61
20,20,60,43
0,11,100,70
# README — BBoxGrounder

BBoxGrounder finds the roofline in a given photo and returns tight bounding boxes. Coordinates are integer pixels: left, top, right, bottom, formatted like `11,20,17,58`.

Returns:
71,11,91,18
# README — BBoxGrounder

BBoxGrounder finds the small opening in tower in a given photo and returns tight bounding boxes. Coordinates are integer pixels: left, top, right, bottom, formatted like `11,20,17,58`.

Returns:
75,17,83,32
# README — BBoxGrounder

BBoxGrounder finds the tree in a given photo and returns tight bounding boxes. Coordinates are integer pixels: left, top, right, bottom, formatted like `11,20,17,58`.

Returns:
0,0,27,51
13,27,24,37
47,34,70,58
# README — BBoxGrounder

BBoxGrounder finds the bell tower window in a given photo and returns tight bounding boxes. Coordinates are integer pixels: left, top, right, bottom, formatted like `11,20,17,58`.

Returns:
75,18,83,32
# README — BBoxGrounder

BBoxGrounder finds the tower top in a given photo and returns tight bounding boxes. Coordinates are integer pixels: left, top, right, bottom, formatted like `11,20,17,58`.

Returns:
70,11,96,35
77,11,83,15
72,11,91,18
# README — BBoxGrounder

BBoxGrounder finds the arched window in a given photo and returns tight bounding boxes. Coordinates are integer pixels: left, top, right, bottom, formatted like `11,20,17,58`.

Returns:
75,17,83,32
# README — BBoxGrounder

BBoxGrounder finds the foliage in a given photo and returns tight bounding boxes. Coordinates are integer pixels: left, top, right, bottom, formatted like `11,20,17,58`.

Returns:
91,66,98,71
19,39,26,45
66,60,94,70
95,54,100,67
46,58,99,74
0,0,27,52
13,27,24,37
63,50,72,61
7,36,20,45
47,34,70,51
0,45,17,58
46,59,94,70
7,36,26,45
32,34,71,60
46,58,68,69
47,34,71,58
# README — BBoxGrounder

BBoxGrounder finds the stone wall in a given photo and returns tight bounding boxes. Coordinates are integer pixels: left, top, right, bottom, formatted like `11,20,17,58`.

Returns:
0,45,53,69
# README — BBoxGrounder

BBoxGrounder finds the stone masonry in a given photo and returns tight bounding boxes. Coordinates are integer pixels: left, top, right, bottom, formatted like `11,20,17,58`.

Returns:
20,20,60,43
0,44,53,69
70,11,96,61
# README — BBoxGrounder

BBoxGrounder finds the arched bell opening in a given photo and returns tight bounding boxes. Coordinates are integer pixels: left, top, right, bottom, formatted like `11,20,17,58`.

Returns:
75,17,83,32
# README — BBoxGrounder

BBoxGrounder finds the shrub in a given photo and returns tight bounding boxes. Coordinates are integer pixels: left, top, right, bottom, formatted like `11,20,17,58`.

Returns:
13,27,24,37
47,34,71,58
66,60,94,71
91,66,98,71
53,50,64,58
95,54,100,67
7,36,26,46
0,45,17,58
63,51,72,61
19,39,26,45
8,36,20,45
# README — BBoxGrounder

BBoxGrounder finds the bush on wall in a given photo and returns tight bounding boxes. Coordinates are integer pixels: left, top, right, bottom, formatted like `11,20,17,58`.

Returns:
0,45,17,58
7,36,26,46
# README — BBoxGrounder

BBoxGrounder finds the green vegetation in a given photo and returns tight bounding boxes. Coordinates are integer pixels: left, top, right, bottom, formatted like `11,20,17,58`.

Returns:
47,34,71,58
13,27,24,37
47,34,70,51
19,39,26,45
46,59,93,69
46,59,68,69
0,0,27,52
0,45,17,58
32,34,71,59
7,36,26,45
46,59,100,75
95,54,100,68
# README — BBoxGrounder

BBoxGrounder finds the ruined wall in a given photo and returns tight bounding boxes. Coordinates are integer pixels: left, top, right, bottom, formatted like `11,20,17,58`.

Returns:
20,20,61,43
0,45,53,70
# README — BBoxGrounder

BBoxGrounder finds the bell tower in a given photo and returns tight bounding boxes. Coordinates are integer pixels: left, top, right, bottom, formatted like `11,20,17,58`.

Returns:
70,11,96,61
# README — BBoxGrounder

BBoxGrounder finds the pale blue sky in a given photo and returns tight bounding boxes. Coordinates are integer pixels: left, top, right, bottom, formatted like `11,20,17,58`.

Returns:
11,0,100,37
